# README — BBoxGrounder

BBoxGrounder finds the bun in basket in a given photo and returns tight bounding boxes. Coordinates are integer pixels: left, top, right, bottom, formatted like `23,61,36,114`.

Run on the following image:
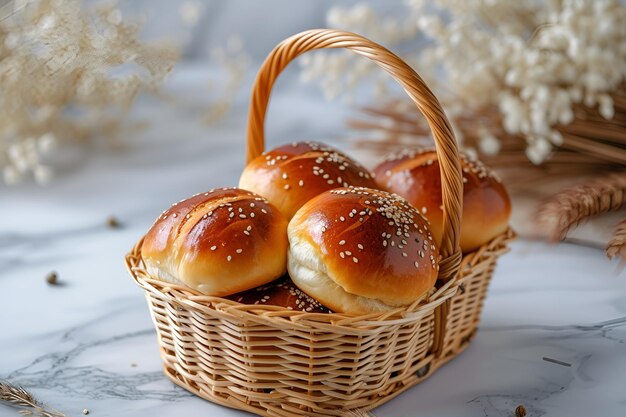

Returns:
227,276,331,313
141,187,288,296
239,141,377,219
373,148,511,252
287,187,439,315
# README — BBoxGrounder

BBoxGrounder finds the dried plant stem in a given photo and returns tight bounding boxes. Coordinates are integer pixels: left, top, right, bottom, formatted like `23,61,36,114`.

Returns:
348,86,626,187
537,173,626,241
0,380,66,417
607,218,626,262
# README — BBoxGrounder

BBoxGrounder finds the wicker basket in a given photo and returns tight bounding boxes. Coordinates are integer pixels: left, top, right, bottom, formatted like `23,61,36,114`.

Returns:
125,29,515,417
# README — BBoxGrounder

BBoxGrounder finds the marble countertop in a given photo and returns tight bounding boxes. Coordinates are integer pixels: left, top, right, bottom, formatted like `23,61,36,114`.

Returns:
2,64,625,417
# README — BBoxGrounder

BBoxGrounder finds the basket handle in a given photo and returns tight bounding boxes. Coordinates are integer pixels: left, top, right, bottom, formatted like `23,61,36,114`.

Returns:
245,29,463,281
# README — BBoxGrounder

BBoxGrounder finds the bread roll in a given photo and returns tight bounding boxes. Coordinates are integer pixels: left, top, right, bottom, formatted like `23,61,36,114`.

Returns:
227,276,331,313
373,148,511,252
239,141,377,219
287,187,439,315
141,187,288,296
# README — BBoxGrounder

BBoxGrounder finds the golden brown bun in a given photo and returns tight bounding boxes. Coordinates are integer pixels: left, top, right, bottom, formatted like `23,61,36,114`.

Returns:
141,187,288,296
227,275,331,313
287,187,439,315
239,141,377,219
373,148,511,252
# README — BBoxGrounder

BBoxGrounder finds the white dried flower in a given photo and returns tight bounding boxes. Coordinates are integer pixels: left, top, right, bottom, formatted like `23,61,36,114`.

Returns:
0,0,180,185
302,0,626,165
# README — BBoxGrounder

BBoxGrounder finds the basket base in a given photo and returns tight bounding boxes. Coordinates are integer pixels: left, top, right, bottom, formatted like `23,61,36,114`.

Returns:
162,332,476,417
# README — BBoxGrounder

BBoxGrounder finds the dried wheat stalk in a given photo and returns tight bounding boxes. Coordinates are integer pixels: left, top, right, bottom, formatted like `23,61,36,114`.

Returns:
537,173,626,242
0,380,66,417
607,218,626,262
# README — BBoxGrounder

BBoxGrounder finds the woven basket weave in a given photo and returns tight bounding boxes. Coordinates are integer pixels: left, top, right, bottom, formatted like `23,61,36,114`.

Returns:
126,29,515,417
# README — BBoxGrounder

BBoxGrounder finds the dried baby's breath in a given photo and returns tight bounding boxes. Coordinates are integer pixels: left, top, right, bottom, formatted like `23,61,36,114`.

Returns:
0,0,179,185
301,1,626,166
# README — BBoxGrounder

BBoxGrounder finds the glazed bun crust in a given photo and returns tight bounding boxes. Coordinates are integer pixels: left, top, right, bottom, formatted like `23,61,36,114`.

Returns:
239,141,377,219
374,149,511,252
141,188,288,296
227,276,331,313
288,187,439,315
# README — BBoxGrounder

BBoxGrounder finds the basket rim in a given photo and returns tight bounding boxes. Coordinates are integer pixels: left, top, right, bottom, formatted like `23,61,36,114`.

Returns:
125,228,515,330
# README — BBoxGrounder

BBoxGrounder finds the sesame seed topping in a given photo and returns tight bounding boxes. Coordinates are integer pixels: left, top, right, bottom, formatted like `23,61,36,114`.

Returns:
299,180,304,187
236,249,243,254
357,244,364,250
339,240,346,245
353,257,359,263
284,184,290,190
227,255,232,262
210,246,217,251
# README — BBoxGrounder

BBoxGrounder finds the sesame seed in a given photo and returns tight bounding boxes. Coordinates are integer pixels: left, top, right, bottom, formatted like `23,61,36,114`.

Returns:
282,173,288,179
339,240,346,245
357,244,364,250
299,180,304,187
414,261,419,268
236,249,243,254
227,256,232,262
340,216,345,221
345,251,352,256
402,252,408,257
261,209,267,214
284,184,290,190
340,252,345,258
239,214,246,218
250,212,255,218
353,257,358,263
